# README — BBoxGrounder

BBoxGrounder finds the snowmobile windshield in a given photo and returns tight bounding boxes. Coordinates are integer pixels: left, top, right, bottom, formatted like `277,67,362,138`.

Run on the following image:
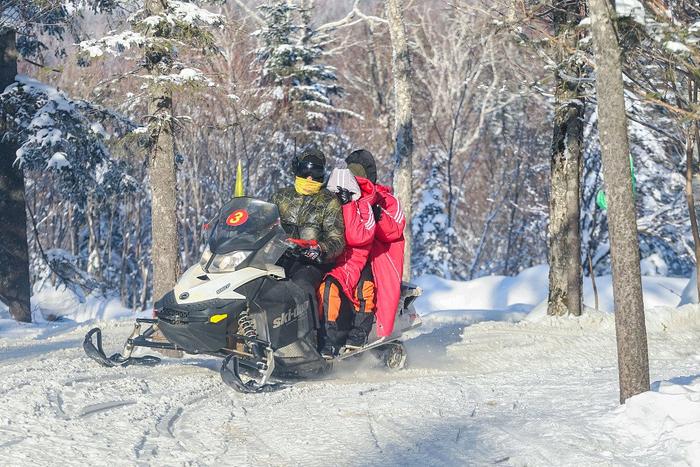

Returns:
205,197,289,271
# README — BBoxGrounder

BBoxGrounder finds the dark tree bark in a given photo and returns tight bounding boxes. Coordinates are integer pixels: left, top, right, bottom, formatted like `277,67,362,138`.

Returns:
589,0,649,403
386,0,414,280
0,30,32,322
548,0,586,317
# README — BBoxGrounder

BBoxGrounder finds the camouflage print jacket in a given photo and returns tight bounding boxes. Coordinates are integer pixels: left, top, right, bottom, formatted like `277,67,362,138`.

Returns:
270,187,345,264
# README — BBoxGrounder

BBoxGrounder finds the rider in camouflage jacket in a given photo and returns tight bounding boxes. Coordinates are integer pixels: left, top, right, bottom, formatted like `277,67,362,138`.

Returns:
271,150,345,264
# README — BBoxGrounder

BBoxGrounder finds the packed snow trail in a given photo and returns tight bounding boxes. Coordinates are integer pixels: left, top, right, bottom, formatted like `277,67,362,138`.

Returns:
1,304,699,466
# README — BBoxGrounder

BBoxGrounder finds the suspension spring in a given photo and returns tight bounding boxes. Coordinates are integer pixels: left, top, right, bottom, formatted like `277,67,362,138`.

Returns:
237,307,257,338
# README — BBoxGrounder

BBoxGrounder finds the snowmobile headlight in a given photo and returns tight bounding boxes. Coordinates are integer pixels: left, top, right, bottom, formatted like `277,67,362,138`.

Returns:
209,250,251,272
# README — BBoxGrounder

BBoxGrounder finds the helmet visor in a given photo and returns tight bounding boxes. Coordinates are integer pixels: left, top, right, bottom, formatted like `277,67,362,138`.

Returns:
295,160,325,181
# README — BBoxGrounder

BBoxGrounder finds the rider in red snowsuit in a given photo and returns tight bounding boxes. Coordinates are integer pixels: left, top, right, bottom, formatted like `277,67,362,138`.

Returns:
369,184,406,338
319,150,405,355
321,176,377,318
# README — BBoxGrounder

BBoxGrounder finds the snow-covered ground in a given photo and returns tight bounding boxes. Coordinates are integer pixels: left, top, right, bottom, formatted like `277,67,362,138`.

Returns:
1,267,699,466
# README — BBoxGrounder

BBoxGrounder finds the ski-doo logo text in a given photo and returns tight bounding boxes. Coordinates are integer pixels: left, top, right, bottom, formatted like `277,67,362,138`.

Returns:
272,305,304,329
216,283,230,294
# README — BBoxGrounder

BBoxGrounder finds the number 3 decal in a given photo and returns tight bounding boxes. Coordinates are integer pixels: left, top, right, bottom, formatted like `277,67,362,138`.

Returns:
226,209,249,226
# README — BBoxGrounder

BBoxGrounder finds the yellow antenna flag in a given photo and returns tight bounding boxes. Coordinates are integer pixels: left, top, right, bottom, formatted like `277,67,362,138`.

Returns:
234,160,244,197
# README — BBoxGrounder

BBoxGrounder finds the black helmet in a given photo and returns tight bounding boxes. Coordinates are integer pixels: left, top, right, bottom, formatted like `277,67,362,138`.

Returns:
293,147,326,182
346,149,377,184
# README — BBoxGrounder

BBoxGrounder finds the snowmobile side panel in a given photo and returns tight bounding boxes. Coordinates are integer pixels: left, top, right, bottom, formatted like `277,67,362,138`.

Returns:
249,277,314,350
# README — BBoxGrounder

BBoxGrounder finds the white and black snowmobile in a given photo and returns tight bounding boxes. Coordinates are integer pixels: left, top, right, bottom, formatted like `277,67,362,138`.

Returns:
83,197,422,393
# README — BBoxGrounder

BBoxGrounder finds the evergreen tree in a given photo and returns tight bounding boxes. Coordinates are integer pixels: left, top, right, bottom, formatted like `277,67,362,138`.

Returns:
412,151,453,278
253,0,351,146
78,0,225,302
0,0,123,321
254,1,300,91
292,1,342,133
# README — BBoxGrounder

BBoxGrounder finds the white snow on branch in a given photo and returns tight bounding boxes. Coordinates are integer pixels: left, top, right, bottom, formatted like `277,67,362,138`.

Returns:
169,1,224,27
90,122,109,139
47,152,71,169
139,67,215,87
616,0,645,25
664,41,691,54
79,31,148,58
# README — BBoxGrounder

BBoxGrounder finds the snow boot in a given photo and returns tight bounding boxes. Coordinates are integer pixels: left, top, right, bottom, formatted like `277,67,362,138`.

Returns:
320,322,342,358
346,312,375,348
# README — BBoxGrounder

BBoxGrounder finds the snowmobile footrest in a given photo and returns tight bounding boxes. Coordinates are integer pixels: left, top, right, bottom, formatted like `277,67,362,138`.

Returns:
83,327,161,368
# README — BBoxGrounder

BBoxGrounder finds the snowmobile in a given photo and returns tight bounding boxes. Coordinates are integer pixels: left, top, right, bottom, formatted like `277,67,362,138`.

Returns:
83,197,422,393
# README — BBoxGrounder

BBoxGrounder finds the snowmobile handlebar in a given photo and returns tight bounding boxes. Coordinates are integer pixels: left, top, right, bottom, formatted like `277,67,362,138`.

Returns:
284,238,322,263
286,238,319,248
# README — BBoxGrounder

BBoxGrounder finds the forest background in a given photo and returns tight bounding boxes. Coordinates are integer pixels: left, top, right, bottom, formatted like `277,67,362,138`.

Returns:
1,0,696,312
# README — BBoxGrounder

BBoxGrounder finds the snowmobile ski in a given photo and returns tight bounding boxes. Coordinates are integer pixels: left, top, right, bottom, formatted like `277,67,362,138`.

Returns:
83,322,163,367
219,351,285,393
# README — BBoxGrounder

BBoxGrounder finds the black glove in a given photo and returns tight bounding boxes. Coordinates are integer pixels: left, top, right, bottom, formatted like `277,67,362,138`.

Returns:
372,204,382,221
336,187,354,205
301,244,322,263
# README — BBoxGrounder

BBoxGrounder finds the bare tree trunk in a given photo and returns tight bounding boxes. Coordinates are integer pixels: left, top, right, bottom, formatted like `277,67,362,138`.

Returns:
548,0,585,317
0,30,32,322
684,124,700,298
683,77,700,300
148,82,180,303
589,0,649,403
386,0,414,280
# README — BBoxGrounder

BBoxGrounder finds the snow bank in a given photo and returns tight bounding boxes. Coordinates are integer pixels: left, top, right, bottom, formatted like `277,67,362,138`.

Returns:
414,264,550,314
0,285,134,340
611,375,700,466
414,264,686,317
31,285,132,323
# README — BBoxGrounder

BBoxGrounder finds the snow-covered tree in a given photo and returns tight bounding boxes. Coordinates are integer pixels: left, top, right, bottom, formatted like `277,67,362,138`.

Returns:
253,0,351,144
579,0,699,279
77,0,225,302
292,1,342,132
254,1,299,90
1,0,122,321
412,151,453,278
2,76,136,204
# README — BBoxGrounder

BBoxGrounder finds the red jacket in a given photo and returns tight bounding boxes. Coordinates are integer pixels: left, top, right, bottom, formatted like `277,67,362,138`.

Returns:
370,185,405,337
327,177,377,305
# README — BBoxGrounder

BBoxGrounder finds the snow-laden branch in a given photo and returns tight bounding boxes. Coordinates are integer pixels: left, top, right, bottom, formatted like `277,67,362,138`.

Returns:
79,30,147,58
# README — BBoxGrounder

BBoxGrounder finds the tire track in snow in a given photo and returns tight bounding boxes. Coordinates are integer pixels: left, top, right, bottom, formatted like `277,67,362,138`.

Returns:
46,388,69,420
156,407,183,439
79,399,136,418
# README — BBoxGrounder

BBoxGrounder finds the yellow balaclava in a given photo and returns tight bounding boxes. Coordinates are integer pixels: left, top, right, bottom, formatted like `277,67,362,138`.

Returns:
294,176,323,195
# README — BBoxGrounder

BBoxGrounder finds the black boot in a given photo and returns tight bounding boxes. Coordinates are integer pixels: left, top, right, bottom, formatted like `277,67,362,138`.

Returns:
320,322,340,359
346,312,375,347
